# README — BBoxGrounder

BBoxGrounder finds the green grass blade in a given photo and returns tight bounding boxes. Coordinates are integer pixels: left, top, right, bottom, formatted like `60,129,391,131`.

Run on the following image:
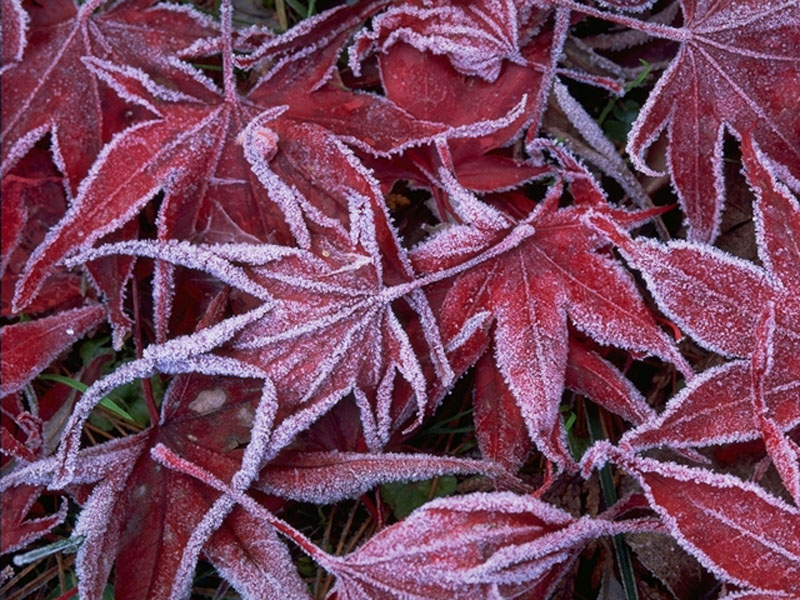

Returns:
38,373,135,421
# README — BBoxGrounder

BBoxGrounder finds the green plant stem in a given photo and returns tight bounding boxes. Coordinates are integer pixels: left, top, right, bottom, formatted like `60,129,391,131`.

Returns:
585,401,639,600
597,60,651,126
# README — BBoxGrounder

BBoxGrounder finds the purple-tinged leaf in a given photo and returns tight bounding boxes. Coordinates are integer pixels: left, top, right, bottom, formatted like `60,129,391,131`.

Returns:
565,339,655,425
1,0,218,192
204,505,312,600
621,0,800,241
0,0,28,74
350,0,531,82
750,304,800,505
743,136,800,296
473,349,533,473
587,212,779,358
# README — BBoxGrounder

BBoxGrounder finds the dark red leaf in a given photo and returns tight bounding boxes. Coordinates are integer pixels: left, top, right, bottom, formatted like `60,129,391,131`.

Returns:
624,0,800,241
256,449,507,503
473,349,533,473
1,0,217,192
1,483,68,554
584,446,800,595
0,304,105,396
412,177,688,466
326,491,658,599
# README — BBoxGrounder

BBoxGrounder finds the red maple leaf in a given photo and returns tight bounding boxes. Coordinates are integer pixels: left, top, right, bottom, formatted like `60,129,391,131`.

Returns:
0,397,68,555
0,373,308,600
9,0,491,327
472,336,657,472
362,39,553,207
588,137,800,501
46,167,452,482
411,155,689,467
323,490,658,599
0,0,218,192
350,0,535,82
1,146,138,348
583,443,800,597
555,0,800,241
0,304,105,397
11,367,510,598
1,149,83,317
148,438,659,600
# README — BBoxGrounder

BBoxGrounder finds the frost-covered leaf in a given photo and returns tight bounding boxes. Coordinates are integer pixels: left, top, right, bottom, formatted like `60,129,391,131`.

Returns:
84,219,139,350
597,0,656,11
623,0,800,241
1,483,68,555
0,0,28,75
366,40,553,197
0,401,69,556
23,374,298,600
53,189,451,473
221,239,451,454
350,0,534,82
589,156,800,456
750,303,800,505
256,450,506,504
326,491,658,599
1,149,83,317
620,360,800,453
584,446,800,596
203,504,312,600
473,349,533,473
565,338,656,426
0,0,217,192
10,0,471,316
718,591,800,600
412,175,688,467
586,212,780,358
0,304,105,397
743,136,800,296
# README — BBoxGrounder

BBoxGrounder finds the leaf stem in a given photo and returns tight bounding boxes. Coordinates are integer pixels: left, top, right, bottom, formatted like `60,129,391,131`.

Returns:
548,0,689,42
220,0,237,102
585,401,639,600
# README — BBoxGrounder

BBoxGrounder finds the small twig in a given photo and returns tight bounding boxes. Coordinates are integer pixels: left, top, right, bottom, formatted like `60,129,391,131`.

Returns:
313,505,337,600
56,552,66,593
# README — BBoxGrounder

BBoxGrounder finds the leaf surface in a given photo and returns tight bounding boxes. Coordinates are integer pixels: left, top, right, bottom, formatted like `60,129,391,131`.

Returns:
350,0,533,82
591,143,800,457
0,304,105,397
0,0,216,191
626,0,800,241
327,491,657,599
585,447,800,595
413,175,688,466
